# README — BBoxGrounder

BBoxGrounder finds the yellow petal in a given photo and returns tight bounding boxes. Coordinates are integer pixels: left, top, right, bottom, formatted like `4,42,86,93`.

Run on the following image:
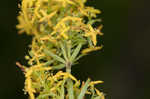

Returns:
89,80,104,86
95,88,105,99
81,46,103,54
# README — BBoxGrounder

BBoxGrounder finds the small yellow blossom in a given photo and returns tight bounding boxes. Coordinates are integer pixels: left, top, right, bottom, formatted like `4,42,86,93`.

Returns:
39,10,57,22
57,26,70,39
40,35,58,44
25,77,35,99
89,80,104,86
82,46,103,54
84,24,100,46
97,24,104,36
95,88,105,99
55,0,76,7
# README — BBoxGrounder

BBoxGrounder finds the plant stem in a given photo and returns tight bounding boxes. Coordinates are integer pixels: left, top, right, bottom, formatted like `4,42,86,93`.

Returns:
66,61,74,99
66,61,72,73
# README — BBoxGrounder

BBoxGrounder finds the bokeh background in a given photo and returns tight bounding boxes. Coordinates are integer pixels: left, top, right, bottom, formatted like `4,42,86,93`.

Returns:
0,0,149,99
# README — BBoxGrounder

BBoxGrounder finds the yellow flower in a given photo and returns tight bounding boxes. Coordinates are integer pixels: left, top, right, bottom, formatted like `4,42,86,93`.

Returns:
97,25,104,36
79,6,101,17
39,10,57,23
55,0,76,7
81,46,103,54
17,0,104,98
25,77,36,99
89,80,104,86
24,65,52,99
84,24,100,46
40,35,58,44
56,26,70,39
95,88,105,99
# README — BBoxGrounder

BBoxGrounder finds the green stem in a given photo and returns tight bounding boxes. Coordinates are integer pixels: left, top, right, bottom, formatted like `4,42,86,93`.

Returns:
66,61,71,73
66,61,74,99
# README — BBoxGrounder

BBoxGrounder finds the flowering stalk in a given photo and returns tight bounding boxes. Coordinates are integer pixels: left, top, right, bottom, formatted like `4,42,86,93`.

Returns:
16,0,104,99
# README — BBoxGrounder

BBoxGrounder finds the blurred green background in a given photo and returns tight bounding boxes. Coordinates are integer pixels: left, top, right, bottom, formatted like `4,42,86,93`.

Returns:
0,0,149,99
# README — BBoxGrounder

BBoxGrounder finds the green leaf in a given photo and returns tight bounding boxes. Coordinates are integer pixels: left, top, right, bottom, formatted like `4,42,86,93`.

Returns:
37,92,55,99
47,0,52,14
70,43,82,62
52,64,65,70
91,86,96,99
94,96,101,99
29,51,34,57
78,79,91,99
60,80,66,99
60,42,68,61
44,49,66,64
88,19,101,25
67,41,71,59
88,37,94,47
67,79,74,99
73,54,85,63
44,60,54,66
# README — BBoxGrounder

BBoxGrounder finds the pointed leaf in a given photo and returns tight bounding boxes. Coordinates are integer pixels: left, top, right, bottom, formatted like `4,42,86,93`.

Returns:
73,54,85,63
88,19,101,25
78,79,90,99
60,42,68,61
44,49,66,64
52,64,65,70
67,79,74,99
60,80,66,99
70,43,82,62
44,60,54,66
67,41,71,59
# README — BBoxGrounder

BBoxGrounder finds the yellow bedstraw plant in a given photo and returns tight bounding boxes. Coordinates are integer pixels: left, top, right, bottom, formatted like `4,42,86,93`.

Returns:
16,0,104,99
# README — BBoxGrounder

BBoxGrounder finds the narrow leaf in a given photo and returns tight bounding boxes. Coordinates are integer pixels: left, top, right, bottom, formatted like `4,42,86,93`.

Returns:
67,79,74,99
70,43,82,62
91,87,96,99
88,19,101,25
37,92,55,99
67,41,71,59
78,79,91,99
60,80,66,99
73,54,85,63
29,51,34,57
44,49,66,64
44,60,54,66
60,42,68,61
52,64,65,70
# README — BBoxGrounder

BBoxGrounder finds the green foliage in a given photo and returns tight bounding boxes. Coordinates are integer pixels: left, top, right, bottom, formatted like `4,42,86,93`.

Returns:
16,0,104,99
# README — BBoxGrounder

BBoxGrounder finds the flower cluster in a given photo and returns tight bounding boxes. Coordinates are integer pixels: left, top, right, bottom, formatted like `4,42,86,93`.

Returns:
16,0,104,99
